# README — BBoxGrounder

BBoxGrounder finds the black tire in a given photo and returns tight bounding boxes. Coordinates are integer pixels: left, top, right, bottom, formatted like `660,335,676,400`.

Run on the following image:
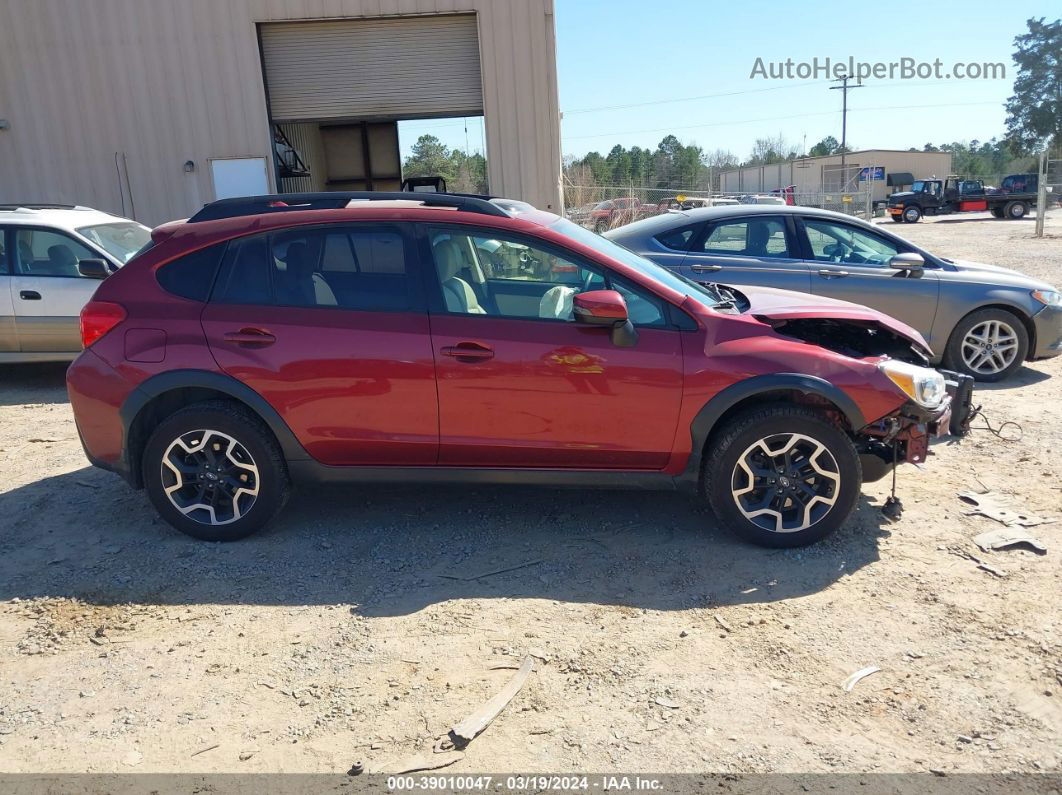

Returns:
594,220,607,234
990,207,1005,219
943,307,1029,383
1004,200,1027,219
702,404,862,548
142,400,291,541
902,205,922,223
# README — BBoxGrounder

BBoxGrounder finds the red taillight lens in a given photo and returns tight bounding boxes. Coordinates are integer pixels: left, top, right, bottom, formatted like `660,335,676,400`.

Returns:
80,301,126,348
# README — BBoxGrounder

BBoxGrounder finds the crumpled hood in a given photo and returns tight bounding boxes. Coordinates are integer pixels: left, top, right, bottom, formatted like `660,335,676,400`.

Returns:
730,284,932,355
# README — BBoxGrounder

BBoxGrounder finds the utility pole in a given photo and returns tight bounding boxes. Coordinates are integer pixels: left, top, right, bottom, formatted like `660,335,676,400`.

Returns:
830,75,864,190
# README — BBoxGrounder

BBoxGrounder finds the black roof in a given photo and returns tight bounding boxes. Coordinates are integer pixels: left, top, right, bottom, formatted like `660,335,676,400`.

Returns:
189,191,511,223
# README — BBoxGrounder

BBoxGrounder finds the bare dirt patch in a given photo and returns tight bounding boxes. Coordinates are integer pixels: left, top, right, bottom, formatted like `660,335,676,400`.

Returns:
0,211,1060,775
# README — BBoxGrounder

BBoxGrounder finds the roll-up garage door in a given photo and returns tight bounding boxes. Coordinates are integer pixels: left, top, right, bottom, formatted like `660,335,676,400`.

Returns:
260,15,483,123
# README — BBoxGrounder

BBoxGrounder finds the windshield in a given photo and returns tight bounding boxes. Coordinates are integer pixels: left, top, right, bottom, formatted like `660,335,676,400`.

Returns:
911,181,926,193
76,222,152,263
550,218,720,308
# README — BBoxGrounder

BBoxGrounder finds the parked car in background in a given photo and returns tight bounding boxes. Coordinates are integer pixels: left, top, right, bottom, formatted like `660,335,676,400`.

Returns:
605,204,1062,381
68,191,965,548
655,196,739,213
0,204,150,361
739,194,788,205
588,197,656,232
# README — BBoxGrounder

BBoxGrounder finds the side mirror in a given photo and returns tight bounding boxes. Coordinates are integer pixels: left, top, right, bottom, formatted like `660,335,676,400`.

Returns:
78,258,111,279
889,252,925,277
573,289,638,348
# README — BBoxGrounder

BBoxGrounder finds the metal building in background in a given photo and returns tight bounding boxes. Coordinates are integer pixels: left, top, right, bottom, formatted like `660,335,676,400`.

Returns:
0,0,563,226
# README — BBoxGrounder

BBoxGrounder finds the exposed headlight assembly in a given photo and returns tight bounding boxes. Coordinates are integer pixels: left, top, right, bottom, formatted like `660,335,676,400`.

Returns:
1032,289,1062,307
879,360,947,409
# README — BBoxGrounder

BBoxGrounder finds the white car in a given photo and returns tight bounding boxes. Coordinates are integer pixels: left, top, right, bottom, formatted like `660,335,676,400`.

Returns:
0,204,151,361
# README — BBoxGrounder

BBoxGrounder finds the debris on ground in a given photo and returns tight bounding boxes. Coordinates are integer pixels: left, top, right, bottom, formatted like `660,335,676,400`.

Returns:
383,751,464,774
450,656,533,746
439,561,543,582
653,696,680,709
958,491,1052,528
973,527,1048,555
842,666,881,692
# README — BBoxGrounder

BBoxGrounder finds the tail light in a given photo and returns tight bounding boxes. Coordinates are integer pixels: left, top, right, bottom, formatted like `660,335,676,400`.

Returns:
80,301,126,348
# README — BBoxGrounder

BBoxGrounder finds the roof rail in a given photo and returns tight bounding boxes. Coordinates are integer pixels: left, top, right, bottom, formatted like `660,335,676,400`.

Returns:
0,203,79,211
189,192,512,223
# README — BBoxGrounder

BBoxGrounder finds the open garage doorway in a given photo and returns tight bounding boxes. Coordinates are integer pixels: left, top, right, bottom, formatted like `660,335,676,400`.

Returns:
260,15,487,195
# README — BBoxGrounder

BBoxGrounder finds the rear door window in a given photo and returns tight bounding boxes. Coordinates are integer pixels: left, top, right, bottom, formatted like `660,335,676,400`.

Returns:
210,225,416,311
698,217,790,258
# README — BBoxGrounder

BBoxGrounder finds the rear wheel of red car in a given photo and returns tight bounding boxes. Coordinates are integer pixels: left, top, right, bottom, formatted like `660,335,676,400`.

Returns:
703,405,861,548
142,401,290,541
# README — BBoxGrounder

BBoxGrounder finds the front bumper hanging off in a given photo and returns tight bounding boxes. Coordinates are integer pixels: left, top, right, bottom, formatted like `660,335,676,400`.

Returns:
857,370,974,482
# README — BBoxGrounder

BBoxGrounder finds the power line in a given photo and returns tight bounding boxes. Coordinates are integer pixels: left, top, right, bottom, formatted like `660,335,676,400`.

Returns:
562,80,831,115
561,100,1000,141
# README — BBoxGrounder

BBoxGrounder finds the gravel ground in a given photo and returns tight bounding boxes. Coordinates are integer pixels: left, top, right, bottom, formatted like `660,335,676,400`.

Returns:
0,210,1060,775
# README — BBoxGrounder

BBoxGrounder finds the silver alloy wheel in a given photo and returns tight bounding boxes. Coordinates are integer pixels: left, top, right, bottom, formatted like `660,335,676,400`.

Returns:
904,206,920,222
731,433,840,533
960,319,1019,375
161,429,259,526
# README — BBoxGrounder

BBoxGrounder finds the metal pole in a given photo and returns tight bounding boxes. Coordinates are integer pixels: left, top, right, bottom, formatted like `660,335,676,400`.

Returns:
830,76,864,200
1035,151,1047,238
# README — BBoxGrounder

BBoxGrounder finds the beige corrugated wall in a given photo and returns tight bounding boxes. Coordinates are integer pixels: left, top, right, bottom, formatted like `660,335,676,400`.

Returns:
0,0,563,226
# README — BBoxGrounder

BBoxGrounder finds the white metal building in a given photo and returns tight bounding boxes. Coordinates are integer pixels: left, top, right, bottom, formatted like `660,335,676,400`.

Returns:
719,150,954,203
0,0,563,226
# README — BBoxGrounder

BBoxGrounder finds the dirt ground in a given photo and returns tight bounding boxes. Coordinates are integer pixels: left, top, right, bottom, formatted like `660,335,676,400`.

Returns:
0,210,1060,776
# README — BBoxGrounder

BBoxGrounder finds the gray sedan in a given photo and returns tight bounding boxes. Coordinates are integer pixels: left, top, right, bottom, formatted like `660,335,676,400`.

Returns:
605,205,1062,381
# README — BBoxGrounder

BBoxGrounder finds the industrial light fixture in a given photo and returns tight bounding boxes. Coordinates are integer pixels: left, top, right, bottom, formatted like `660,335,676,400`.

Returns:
183,160,196,173
0,119,11,131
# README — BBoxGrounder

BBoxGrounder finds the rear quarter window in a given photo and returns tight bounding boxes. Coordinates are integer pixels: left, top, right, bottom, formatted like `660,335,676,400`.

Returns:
654,224,699,252
155,242,226,301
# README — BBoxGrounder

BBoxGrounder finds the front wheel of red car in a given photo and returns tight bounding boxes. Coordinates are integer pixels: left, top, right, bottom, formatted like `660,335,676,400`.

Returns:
703,405,862,548
142,401,291,542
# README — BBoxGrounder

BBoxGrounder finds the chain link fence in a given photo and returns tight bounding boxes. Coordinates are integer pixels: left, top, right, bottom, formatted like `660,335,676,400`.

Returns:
564,183,875,232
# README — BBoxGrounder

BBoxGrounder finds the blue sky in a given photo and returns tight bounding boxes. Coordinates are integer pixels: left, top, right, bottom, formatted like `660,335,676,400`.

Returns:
400,0,1056,161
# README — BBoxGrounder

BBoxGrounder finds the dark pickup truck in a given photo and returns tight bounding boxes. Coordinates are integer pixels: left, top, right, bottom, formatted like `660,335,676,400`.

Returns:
887,175,1037,223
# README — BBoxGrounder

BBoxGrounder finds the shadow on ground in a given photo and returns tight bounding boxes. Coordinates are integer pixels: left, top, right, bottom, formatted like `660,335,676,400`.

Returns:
0,363,70,406
0,465,890,616
970,364,1051,391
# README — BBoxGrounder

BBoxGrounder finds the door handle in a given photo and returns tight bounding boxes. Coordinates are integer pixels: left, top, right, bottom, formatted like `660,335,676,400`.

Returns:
817,269,849,279
690,264,723,272
223,328,276,346
19,290,41,300
441,342,494,361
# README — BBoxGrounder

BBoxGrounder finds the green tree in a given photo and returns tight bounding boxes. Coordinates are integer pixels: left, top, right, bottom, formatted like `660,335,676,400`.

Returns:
1005,17,1062,151
403,135,453,179
808,136,840,157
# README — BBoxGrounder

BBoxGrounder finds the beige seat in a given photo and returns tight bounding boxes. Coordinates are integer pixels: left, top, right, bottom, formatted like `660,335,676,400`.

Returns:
279,241,337,306
434,239,485,314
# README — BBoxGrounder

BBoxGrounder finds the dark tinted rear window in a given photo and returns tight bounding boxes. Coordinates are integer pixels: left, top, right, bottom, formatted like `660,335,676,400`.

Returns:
655,224,699,251
209,226,414,311
212,236,272,305
155,243,225,301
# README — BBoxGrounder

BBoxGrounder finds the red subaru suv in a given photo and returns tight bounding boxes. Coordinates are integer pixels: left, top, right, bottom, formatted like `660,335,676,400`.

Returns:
67,193,969,547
